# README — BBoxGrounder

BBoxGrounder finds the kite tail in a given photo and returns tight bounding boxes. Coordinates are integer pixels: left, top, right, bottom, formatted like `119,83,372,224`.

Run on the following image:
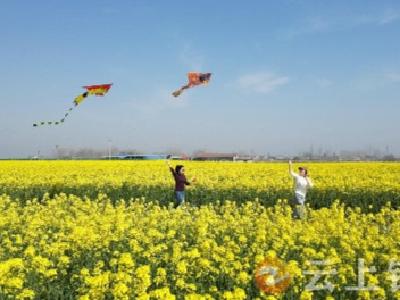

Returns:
172,84,191,97
33,107,75,127
33,92,88,127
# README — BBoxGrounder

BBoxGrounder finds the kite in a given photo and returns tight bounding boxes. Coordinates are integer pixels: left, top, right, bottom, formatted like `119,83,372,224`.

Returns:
172,72,212,97
33,83,112,127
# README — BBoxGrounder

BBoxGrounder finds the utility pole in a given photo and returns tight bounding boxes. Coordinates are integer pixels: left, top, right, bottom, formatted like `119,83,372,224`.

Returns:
108,139,112,160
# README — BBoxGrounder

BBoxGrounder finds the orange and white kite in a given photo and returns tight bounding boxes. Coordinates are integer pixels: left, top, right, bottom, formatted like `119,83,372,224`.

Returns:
172,72,212,97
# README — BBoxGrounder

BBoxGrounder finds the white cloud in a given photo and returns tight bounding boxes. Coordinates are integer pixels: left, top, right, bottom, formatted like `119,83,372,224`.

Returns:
280,9,400,39
316,78,333,88
379,9,400,25
353,9,400,26
237,72,289,94
283,16,332,39
386,72,400,83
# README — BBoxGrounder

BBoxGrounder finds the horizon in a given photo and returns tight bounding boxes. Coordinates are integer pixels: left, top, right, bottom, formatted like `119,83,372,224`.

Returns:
10,145,399,160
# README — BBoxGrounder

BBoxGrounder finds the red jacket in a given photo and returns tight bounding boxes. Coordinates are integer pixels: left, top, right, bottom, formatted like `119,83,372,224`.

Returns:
170,167,190,191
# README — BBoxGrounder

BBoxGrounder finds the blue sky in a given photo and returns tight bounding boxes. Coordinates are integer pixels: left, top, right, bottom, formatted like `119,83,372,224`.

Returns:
0,0,399,157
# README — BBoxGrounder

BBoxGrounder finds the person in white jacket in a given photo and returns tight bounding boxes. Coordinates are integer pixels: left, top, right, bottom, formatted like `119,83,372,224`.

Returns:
289,160,314,219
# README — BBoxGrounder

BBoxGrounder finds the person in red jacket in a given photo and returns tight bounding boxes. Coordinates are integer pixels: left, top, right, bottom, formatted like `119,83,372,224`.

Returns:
166,160,195,207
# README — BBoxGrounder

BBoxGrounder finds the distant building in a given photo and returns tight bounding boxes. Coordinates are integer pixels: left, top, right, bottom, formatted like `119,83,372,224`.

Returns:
123,154,168,160
191,152,238,161
234,155,255,162
103,154,168,160
102,154,189,160
169,155,190,160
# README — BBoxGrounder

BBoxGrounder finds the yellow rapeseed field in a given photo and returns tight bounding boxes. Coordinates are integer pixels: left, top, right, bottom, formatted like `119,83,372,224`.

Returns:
1,161,400,210
0,160,400,299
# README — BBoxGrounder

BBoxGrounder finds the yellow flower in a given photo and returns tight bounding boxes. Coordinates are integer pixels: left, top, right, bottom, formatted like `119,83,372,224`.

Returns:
118,253,135,268
300,291,313,300
45,268,58,278
223,291,234,300
6,277,24,289
80,268,90,276
113,282,129,299
232,288,246,299
176,261,187,274
24,246,35,257
238,271,250,284
16,289,35,300
176,278,185,289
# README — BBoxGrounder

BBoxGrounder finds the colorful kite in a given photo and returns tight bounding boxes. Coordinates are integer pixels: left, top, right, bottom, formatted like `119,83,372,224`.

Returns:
172,72,212,97
33,84,112,127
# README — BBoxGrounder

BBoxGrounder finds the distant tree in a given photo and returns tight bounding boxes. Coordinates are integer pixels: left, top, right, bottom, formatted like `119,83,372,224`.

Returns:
383,155,396,161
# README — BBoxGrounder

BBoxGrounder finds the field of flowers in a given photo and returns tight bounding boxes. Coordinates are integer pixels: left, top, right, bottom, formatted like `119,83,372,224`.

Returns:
1,161,400,211
0,160,400,299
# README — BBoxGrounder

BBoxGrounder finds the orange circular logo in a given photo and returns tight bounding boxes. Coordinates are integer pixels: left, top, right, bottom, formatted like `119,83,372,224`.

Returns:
255,257,291,294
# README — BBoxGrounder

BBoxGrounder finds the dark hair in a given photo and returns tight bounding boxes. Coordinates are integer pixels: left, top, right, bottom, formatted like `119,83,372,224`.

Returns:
298,167,308,175
175,165,184,174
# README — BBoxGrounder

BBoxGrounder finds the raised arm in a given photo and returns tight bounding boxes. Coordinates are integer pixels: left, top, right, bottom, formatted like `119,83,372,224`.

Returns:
166,159,175,175
288,160,297,177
